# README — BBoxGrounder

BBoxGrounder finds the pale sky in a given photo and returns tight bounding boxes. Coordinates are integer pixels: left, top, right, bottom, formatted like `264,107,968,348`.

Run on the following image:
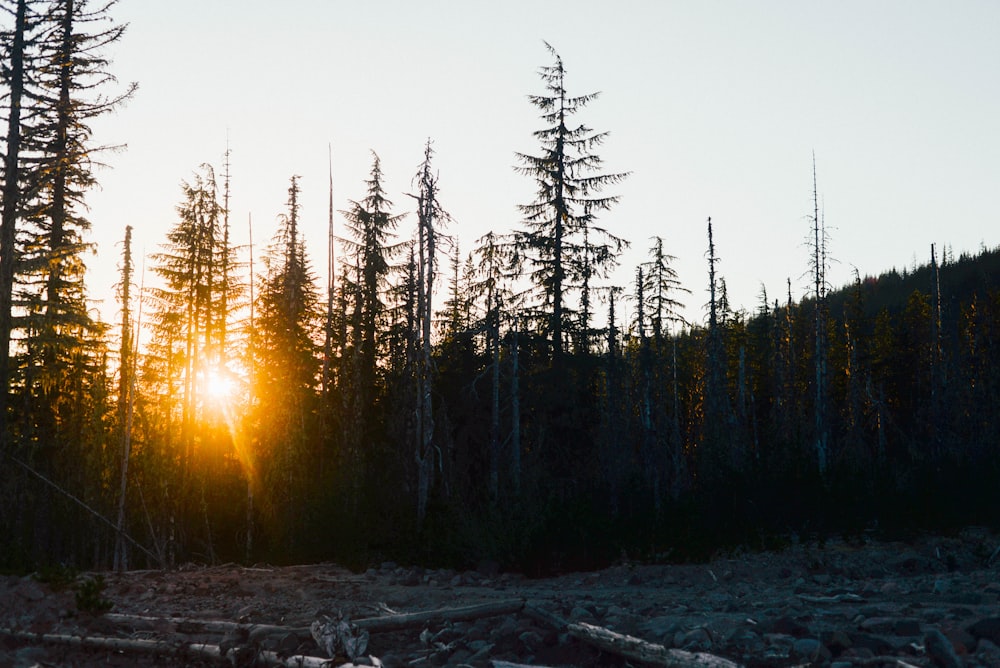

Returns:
85,1,1000,328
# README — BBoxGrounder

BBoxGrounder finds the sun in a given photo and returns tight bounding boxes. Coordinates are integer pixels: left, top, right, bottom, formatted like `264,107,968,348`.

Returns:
203,367,236,403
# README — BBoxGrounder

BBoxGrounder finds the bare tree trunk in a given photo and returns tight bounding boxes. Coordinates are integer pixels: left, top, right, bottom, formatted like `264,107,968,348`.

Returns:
0,0,29,449
414,143,438,528
811,156,829,475
322,145,335,397
510,320,521,497
114,226,134,571
489,305,500,504
246,214,255,562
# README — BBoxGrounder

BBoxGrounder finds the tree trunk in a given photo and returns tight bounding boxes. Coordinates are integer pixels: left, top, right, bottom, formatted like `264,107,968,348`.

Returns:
0,0,29,448
114,226,134,571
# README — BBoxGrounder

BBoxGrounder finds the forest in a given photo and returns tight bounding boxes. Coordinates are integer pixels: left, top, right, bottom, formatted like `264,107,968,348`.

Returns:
1,1,998,575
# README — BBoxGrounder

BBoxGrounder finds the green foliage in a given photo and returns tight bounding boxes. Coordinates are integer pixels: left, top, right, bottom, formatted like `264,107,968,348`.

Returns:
33,563,77,591
74,574,113,614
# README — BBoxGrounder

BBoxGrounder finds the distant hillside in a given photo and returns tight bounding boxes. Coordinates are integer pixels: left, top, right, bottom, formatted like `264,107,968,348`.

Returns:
826,244,1000,321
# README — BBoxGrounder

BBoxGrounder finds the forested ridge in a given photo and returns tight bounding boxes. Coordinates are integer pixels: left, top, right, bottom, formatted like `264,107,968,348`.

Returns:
0,4,997,575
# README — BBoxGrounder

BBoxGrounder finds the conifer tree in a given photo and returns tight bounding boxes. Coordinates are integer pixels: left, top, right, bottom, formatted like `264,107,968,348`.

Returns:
514,41,628,365
0,0,36,444
253,175,321,546
641,236,688,340
341,153,404,393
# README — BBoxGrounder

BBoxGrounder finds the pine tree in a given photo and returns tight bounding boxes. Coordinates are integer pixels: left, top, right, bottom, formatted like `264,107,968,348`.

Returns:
340,153,404,393
253,174,321,548
0,0,37,445
514,41,628,365
640,236,688,340
472,230,516,503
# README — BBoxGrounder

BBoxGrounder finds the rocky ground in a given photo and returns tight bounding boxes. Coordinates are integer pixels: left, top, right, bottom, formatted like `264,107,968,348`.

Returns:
2,527,1000,667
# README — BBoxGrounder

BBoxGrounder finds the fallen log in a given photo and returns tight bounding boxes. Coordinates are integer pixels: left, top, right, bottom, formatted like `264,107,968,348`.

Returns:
106,598,525,637
567,622,742,668
0,628,337,667
522,602,569,630
357,598,524,632
0,630,225,664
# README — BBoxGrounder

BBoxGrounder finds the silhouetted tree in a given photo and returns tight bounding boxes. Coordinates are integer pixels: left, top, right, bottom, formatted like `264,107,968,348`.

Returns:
514,41,628,365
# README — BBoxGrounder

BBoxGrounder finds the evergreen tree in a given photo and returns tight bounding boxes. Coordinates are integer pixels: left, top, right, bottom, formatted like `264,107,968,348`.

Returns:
252,174,321,549
640,236,688,340
0,0,38,445
340,153,404,394
514,41,628,365
145,165,232,561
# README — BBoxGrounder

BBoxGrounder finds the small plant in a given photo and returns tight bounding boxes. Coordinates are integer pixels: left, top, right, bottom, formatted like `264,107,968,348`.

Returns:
33,563,78,591
74,574,113,614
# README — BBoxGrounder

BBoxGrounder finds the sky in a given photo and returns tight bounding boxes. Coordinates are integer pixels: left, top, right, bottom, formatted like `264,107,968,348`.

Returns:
83,0,1000,329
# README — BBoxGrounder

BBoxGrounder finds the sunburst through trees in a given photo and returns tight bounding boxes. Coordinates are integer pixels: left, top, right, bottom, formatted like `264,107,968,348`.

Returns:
1,31,998,572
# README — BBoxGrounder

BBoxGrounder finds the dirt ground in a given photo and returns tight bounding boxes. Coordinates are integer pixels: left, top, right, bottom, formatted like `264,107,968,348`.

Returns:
3,527,1000,667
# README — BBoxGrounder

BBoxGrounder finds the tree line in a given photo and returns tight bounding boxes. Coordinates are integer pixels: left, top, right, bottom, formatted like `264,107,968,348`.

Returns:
1,13,997,572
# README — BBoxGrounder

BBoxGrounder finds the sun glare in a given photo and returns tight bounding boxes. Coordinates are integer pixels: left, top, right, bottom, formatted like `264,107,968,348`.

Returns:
204,368,236,402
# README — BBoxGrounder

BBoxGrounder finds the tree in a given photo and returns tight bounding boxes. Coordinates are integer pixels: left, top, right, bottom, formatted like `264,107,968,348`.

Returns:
514,41,628,365
409,140,450,527
471,229,517,504
112,224,134,571
144,165,236,563
640,236,688,340
809,156,830,475
701,217,736,478
0,0,36,445
340,153,404,394
252,174,321,548
149,166,224,472
1,0,133,447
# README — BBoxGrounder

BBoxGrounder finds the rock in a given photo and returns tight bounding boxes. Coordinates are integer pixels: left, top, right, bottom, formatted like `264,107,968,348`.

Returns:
466,639,491,653
859,616,896,633
792,637,830,662
519,630,544,651
467,641,494,662
726,628,764,653
976,638,1000,666
925,628,963,668
15,579,45,602
769,614,810,637
445,648,471,665
848,632,892,655
892,551,933,575
821,629,853,654
675,627,713,651
969,617,1000,644
638,615,680,643
893,618,922,636
490,614,519,639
